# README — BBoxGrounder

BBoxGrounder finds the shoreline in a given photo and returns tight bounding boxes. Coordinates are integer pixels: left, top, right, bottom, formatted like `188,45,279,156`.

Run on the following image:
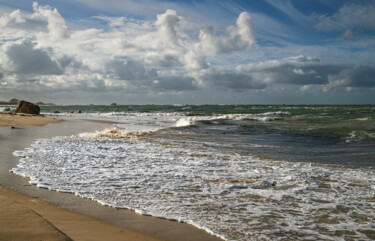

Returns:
0,117,222,241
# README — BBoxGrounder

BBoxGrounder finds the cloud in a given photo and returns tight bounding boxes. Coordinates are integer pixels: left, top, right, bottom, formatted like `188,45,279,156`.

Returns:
182,51,209,70
341,29,353,39
329,65,375,88
152,76,198,91
106,57,157,82
144,53,181,67
0,2,373,104
0,4,256,92
264,0,313,27
201,69,265,90
57,55,83,73
32,2,68,40
238,55,375,88
93,16,126,27
2,40,63,75
315,4,375,32
199,12,255,54
0,9,25,27
0,2,68,41
155,9,184,48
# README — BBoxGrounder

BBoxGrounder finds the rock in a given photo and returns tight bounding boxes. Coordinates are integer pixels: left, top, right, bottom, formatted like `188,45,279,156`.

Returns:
110,103,117,106
11,126,23,129
78,110,82,113
15,100,40,115
54,111,60,113
4,107,11,112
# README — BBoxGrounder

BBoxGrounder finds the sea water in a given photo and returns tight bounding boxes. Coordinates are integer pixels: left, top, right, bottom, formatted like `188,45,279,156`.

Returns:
11,105,375,240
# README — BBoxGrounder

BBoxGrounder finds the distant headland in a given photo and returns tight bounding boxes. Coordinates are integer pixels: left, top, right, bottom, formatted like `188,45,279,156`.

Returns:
0,98,55,106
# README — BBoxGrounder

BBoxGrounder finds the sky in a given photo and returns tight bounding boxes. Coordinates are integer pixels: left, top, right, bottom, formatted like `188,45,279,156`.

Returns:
0,0,374,104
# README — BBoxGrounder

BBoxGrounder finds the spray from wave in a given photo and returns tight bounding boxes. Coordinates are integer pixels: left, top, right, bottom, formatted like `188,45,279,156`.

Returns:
79,128,154,139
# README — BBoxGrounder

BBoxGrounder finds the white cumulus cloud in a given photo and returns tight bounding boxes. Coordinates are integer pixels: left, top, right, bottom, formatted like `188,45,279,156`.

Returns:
199,12,255,55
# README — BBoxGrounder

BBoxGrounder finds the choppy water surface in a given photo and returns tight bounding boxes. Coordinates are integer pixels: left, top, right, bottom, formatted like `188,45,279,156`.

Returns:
11,105,375,240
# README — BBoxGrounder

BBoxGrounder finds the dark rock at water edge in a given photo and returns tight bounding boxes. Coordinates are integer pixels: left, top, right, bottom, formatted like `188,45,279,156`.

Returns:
110,103,117,106
15,100,40,115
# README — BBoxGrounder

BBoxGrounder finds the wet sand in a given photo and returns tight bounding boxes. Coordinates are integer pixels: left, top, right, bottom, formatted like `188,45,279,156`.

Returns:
0,117,222,241
0,185,163,241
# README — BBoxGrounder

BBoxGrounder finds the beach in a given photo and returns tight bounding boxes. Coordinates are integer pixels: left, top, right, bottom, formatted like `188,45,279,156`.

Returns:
0,113,61,127
1,0,374,239
1,105,374,240
0,185,163,241
0,114,221,241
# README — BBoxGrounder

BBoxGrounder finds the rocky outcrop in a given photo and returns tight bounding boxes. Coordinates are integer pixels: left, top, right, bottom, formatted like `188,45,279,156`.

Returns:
15,100,40,115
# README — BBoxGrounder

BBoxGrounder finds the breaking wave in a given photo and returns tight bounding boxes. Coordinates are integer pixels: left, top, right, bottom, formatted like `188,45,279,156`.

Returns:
79,128,154,139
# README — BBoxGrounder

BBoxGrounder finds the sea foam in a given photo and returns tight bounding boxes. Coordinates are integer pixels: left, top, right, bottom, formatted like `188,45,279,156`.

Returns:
11,134,375,241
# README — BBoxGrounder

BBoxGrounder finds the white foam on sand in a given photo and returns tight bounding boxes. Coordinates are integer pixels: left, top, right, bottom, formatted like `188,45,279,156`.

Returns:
11,133,375,241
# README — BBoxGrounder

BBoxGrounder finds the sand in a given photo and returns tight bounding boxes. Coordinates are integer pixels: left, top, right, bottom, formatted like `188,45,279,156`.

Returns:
0,185,163,241
0,113,61,127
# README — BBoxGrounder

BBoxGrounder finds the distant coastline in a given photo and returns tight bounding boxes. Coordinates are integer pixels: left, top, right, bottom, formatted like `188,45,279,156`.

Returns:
0,98,55,106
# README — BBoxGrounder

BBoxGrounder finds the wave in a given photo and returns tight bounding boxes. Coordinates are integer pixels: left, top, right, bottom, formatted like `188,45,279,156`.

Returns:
44,110,292,131
346,130,375,143
352,117,372,121
43,111,183,118
0,106,14,112
175,111,291,128
79,128,154,139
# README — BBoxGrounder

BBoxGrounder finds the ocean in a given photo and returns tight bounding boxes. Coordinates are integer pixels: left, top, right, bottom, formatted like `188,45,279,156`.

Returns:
9,105,375,240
